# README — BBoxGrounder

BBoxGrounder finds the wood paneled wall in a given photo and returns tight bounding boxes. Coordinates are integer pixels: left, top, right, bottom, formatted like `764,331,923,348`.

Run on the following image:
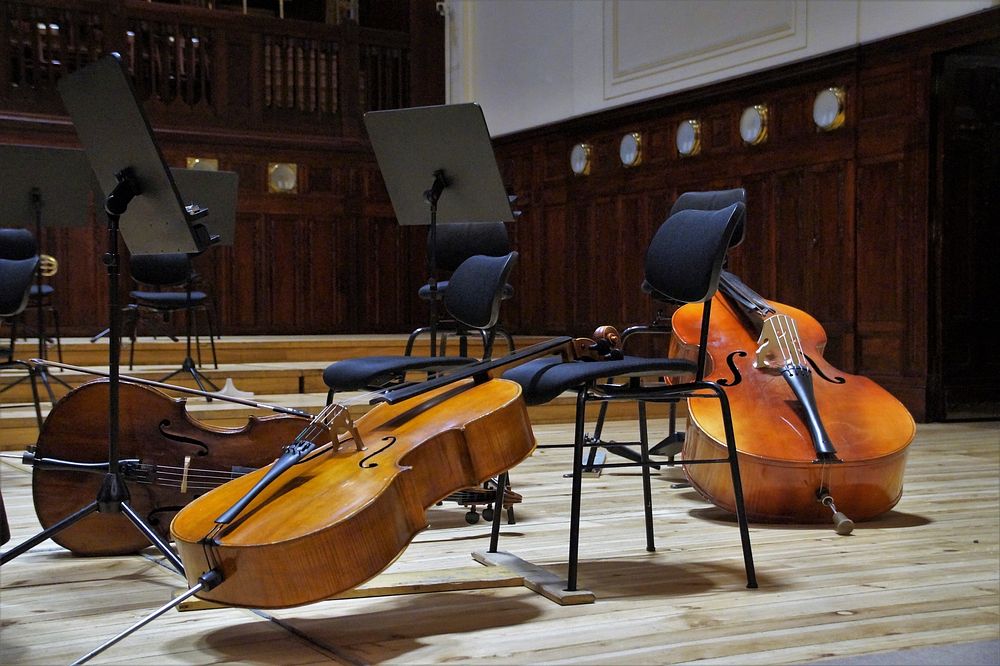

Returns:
490,10,999,422
2,7,997,421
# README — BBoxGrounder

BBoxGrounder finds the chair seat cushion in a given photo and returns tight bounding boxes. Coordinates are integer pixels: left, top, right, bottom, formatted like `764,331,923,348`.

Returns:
324,355,476,392
502,355,699,405
419,281,513,301
130,290,208,307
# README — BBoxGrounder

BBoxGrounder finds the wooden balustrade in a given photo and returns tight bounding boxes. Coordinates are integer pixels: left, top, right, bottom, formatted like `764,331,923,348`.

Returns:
1,0,410,135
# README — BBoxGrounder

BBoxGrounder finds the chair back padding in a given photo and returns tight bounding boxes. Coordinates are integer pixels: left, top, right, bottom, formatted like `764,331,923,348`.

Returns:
443,252,517,330
644,203,745,305
130,253,193,287
430,222,511,272
0,228,38,260
669,188,747,248
0,256,41,316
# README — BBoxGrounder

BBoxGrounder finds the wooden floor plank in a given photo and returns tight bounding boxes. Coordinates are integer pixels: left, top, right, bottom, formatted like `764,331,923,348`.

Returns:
1,414,997,664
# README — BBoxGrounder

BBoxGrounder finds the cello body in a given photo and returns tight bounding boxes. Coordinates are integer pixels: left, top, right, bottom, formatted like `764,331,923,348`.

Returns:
671,291,915,524
31,380,307,556
170,376,534,609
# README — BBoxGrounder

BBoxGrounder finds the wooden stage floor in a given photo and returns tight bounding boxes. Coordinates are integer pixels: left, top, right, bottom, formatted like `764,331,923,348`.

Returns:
1,411,998,664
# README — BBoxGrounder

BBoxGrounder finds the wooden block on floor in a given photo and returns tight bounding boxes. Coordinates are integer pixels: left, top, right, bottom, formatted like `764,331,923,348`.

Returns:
472,549,596,606
177,565,525,611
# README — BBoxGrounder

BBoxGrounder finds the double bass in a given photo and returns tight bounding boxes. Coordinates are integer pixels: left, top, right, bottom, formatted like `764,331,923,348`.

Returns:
670,272,915,532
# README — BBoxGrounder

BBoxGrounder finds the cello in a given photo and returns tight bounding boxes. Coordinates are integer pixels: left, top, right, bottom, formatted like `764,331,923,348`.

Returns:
27,378,310,556
670,271,915,532
168,340,565,609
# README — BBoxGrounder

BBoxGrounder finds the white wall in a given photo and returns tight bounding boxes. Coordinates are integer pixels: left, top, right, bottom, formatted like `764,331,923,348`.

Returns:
444,0,996,137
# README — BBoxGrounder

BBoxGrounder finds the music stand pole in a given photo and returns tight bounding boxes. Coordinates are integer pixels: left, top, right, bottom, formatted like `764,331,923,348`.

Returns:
424,170,447,357
28,188,72,399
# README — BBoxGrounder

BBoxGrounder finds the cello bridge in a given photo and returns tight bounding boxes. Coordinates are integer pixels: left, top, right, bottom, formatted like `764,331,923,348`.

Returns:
323,404,365,452
754,313,805,370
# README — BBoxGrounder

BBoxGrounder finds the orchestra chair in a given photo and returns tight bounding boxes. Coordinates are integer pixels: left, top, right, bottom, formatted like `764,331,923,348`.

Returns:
0,255,44,428
498,203,756,592
324,251,518,404
407,222,516,357
587,188,749,469
324,251,520,525
0,228,63,363
125,252,218,370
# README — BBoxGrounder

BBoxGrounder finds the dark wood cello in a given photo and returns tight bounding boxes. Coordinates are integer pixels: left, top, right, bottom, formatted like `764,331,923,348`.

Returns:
670,272,915,532
28,379,310,556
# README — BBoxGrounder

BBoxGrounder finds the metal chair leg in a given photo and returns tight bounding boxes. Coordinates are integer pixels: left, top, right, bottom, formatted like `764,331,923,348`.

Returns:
638,400,655,552
566,389,588,592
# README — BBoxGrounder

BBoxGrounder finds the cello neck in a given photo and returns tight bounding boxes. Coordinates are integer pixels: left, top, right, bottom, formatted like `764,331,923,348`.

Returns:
719,270,775,324
379,336,574,405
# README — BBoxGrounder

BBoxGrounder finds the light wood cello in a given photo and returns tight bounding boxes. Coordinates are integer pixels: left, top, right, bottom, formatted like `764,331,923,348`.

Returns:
670,271,915,533
169,339,570,609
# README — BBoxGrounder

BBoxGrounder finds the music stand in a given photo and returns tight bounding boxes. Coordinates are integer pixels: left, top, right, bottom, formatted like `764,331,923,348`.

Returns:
90,167,237,373
0,53,214,572
133,167,239,393
0,145,93,400
364,103,514,356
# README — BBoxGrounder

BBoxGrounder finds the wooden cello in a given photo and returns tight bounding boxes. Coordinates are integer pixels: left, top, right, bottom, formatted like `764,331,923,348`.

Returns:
168,341,557,609
670,271,915,532
28,379,309,556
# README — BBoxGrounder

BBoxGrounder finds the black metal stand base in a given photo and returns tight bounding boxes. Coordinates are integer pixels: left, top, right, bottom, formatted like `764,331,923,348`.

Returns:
0,470,183,573
159,355,219,398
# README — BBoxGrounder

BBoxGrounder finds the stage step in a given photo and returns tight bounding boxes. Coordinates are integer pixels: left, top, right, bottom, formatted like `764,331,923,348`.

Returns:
1,335,642,450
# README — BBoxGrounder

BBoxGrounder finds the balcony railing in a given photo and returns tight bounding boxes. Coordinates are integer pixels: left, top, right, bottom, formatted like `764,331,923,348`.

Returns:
1,0,410,137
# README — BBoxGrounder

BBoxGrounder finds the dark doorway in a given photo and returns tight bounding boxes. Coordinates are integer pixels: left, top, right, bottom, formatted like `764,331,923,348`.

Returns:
931,40,1000,420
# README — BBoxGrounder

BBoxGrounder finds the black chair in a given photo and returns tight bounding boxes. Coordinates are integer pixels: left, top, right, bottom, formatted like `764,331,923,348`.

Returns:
587,188,749,468
498,203,757,593
324,251,518,403
408,222,516,357
126,252,218,377
0,228,63,363
325,251,520,525
0,256,43,428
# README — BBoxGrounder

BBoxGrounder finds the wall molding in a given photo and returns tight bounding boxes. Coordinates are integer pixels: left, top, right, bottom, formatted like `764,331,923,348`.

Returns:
603,0,809,99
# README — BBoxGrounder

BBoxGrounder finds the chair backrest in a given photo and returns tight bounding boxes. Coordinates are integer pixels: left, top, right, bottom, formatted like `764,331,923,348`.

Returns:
669,188,747,248
644,203,745,305
443,252,518,330
129,252,193,288
0,256,41,316
0,228,38,261
429,222,511,273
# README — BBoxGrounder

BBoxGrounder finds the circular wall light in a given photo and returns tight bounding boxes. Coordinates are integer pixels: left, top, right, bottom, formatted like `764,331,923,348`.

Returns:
813,87,846,131
570,143,593,176
618,132,643,167
740,104,769,146
268,162,298,193
675,119,702,157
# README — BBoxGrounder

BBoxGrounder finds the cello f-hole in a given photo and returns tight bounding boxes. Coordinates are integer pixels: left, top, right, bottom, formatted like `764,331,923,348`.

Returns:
804,354,846,385
718,351,747,387
158,420,211,455
359,436,397,469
